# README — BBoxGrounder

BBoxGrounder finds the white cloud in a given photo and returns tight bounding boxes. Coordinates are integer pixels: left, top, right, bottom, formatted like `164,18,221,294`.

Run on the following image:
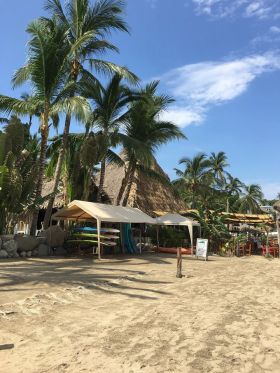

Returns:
158,52,280,128
160,107,204,127
192,0,280,19
270,26,280,33
145,0,158,8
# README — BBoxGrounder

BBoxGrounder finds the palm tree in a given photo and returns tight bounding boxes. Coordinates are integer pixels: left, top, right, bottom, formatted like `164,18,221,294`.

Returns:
47,132,101,203
223,174,243,212
238,184,264,214
80,73,139,202
0,117,40,234
118,81,186,206
173,153,211,208
208,151,229,183
43,0,138,227
0,18,89,234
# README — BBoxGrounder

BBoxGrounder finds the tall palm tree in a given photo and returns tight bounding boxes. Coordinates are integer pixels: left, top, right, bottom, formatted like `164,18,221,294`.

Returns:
238,184,264,214
118,81,186,206
47,132,101,203
208,151,229,183
80,73,139,202
173,153,211,208
43,0,138,227
0,18,89,234
223,174,243,212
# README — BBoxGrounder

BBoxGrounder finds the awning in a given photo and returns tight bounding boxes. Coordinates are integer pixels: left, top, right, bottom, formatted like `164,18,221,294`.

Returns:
156,213,200,227
155,213,200,250
52,200,156,224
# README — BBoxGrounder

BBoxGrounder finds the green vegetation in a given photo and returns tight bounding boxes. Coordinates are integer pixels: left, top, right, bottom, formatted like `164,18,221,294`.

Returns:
0,0,277,241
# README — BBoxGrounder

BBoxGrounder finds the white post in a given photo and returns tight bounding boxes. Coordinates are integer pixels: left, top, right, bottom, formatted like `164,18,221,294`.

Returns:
139,227,142,254
97,219,101,260
188,224,193,256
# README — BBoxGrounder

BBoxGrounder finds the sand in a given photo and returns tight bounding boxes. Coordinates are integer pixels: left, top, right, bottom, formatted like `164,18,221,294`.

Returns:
1,254,280,373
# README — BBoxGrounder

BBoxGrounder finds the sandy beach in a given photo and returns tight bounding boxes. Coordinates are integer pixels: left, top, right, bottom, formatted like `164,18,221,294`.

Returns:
1,254,280,373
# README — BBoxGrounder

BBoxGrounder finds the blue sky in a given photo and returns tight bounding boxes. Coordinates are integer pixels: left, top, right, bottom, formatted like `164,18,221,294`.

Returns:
1,0,280,198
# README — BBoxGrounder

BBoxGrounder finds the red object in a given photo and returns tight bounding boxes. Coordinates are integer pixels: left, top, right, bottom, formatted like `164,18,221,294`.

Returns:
262,246,279,257
157,247,193,255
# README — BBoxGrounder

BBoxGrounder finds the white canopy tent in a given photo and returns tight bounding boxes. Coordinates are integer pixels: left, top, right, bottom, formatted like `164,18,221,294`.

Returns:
156,213,201,253
52,200,156,258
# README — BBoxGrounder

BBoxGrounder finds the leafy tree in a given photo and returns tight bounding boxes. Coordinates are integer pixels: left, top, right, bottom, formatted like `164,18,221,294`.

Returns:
0,18,89,234
80,73,139,202
43,0,138,227
208,151,229,183
117,81,186,206
238,184,264,214
0,117,41,234
173,153,212,208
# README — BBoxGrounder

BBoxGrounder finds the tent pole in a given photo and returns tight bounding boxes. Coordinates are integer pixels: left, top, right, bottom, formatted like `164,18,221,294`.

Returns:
188,224,194,256
139,227,142,254
120,223,125,254
97,219,101,260
156,225,159,252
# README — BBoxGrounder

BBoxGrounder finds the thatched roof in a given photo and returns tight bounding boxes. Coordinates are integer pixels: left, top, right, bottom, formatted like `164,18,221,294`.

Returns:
98,154,187,216
41,178,65,209
274,200,280,212
155,209,274,224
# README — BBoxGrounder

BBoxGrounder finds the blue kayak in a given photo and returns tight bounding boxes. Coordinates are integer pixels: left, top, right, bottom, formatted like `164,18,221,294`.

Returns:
74,227,120,233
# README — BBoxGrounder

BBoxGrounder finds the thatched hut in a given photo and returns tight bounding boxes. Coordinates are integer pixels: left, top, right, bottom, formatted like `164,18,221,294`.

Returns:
274,200,280,212
97,155,187,216
41,178,65,209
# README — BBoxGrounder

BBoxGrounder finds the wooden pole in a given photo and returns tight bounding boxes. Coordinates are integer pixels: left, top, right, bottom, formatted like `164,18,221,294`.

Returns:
176,247,183,278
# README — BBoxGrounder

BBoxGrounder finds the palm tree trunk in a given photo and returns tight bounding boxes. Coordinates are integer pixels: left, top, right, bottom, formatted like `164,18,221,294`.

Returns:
122,162,136,207
97,158,106,202
42,60,80,229
30,112,49,235
43,113,71,229
82,168,91,201
116,167,129,205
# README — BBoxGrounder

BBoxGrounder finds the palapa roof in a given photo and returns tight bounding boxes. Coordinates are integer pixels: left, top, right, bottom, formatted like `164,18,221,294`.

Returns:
274,200,280,212
98,154,187,217
155,209,274,225
41,178,65,209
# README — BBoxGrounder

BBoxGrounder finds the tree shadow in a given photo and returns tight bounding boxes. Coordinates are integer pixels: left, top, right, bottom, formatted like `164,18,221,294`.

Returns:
0,254,174,301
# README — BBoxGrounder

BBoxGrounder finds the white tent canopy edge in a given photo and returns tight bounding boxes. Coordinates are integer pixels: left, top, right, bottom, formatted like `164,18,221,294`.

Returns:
52,200,156,259
156,213,201,252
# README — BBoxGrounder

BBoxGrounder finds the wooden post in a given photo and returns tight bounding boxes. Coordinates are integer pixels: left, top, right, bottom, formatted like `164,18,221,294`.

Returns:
176,247,183,278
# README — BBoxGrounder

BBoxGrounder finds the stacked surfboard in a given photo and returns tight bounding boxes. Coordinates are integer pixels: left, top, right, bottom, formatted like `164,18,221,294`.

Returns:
68,227,120,248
